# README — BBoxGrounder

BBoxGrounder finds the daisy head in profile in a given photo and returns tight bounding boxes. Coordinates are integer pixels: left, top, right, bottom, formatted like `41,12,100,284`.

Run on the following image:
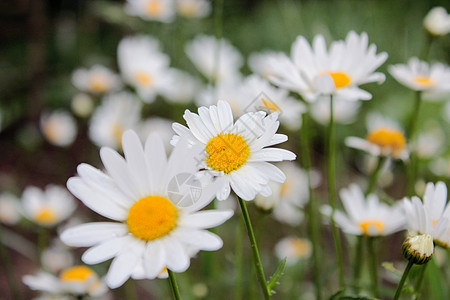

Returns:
322,184,406,237
72,65,122,95
61,131,233,288
345,113,409,160
171,100,296,201
274,236,312,266
423,6,450,36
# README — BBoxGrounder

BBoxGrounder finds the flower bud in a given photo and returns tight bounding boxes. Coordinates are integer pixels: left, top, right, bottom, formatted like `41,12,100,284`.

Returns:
402,234,434,265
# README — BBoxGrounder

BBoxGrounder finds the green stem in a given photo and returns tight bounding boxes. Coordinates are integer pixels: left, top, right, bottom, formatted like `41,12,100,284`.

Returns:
301,113,322,300
365,156,386,196
352,236,364,293
414,263,428,297
406,91,422,197
238,198,271,300
168,269,181,300
124,279,137,300
37,227,49,262
0,224,21,300
234,217,244,300
367,237,379,297
394,261,414,300
327,95,345,288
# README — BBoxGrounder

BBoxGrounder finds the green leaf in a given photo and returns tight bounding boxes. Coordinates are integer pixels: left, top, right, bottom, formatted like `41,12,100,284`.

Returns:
427,259,449,300
266,258,287,295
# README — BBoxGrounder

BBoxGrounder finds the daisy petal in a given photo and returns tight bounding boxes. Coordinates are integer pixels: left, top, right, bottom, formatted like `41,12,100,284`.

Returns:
61,222,127,247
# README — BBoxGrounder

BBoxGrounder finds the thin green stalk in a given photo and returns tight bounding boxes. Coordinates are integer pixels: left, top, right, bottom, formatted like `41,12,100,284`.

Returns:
414,264,428,297
365,156,386,196
394,261,414,300
234,217,244,300
367,237,379,297
168,269,181,300
124,279,137,300
352,236,364,293
0,224,21,300
301,113,322,300
327,95,345,288
406,91,422,196
37,227,49,262
238,197,271,300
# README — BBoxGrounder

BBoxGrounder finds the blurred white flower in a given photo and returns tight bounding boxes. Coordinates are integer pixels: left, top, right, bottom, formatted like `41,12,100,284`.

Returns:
248,51,284,80
428,156,450,178
310,95,361,125
414,125,445,159
0,193,21,225
423,7,450,36
274,237,312,266
159,69,201,103
185,35,243,82
118,35,172,103
389,58,450,100
21,185,76,227
41,240,74,274
268,31,387,102
125,0,175,23
71,93,94,118
362,156,393,188
176,0,211,18
40,110,78,147
89,92,142,149
72,65,122,94
196,79,244,115
138,117,174,150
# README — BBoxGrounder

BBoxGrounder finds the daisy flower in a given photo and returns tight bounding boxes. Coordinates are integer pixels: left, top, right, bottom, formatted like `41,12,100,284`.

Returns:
185,35,243,83
403,181,449,248
40,110,78,147
310,95,361,126
0,192,21,225
196,79,244,115
60,131,233,288
268,31,388,102
72,65,122,94
345,113,409,160
138,117,175,151
322,184,406,236
125,0,175,23
414,125,445,159
172,100,296,201
388,57,450,99
71,93,94,118
176,0,211,18
88,92,142,149
274,237,312,266
423,7,450,36
41,240,74,274
21,185,76,227
159,69,201,104
23,265,108,298
248,51,285,80
118,35,172,103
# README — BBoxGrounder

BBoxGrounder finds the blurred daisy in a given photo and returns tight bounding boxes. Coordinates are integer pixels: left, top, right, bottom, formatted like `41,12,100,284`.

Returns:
310,96,361,126
125,0,175,23
196,79,244,115
403,181,449,248
21,185,76,227
388,58,450,99
322,184,406,236
274,237,312,266
138,117,175,151
269,31,388,102
0,193,21,225
248,51,284,80
428,156,450,178
118,35,172,103
71,93,94,118
89,92,142,149
172,100,296,201
176,0,211,18
72,65,122,94
160,69,201,103
345,113,409,160
362,156,394,188
41,240,74,274
185,35,243,82
414,125,445,159
23,265,108,298
61,131,233,288
423,7,450,36
40,110,78,147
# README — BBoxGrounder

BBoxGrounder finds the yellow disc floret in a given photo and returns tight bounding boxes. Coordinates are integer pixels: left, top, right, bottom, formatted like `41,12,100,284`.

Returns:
366,127,406,154
35,207,57,225
60,266,95,283
133,71,153,86
359,219,385,236
261,99,280,113
205,133,250,173
145,0,162,16
89,74,108,92
414,75,435,88
323,71,351,89
127,195,178,241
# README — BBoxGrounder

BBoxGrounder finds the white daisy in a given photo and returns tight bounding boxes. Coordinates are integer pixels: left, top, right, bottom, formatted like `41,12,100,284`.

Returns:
388,57,450,100
23,265,108,298
41,240,74,274
72,65,122,94
125,0,175,23
414,125,445,159
403,181,449,248
138,117,175,151
118,35,172,103
423,7,450,36
322,184,406,236
248,51,285,80
196,79,244,115
159,69,201,103
176,0,211,18
88,92,142,149
185,35,243,83
60,131,233,288
345,113,409,160
428,156,450,178
40,110,78,147
171,100,296,201
268,31,388,102
21,185,76,227
274,237,312,266
0,193,21,225
71,93,94,118
310,95,361,125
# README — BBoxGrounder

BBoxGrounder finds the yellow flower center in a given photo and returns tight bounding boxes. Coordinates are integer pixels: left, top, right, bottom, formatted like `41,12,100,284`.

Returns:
205,133,250,173
432,219,437,226
43,120,59,143
59,266,95,283
133,71,153,86
323,71,351,88
366,127,406,154
89,74,108,92
261,99,280,113
111,122,124,147
145,0,162,16
35,207,56,225
414,75,435,87
280,180,290,197
359,219,385,236
179,2,197,16
290,238,312,258
127,195,178,241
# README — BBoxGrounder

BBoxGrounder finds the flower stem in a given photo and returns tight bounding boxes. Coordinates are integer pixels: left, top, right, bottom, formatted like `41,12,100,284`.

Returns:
234,216,244,300
327,95,345,288
37,227,49,262
365,156,386,196
168,269,181,300
367,237,379,297
301,113,322,300
406,91,422,196
394,260,414,300
238,197,271,300
0,224,21,300
414,263,428,297
124,279,137,300
352,236,364,293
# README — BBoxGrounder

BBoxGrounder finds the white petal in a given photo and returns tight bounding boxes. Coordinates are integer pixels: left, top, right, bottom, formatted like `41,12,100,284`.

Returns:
175,229,223,251
178,210,233,229
144,240,166,279
82,236,129,264
163,238,190,272
61,222,127,247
